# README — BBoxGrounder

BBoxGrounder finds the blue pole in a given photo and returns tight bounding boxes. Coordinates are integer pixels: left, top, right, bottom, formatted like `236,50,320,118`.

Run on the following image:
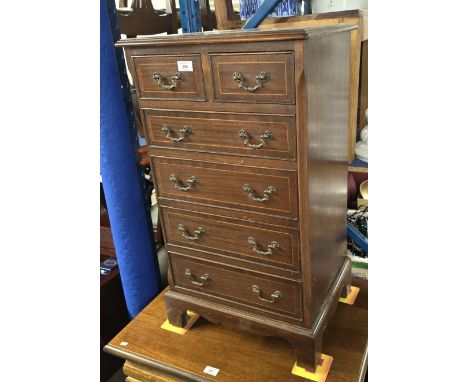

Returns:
100,0,161,318
179,0,202,33
241,0,283,29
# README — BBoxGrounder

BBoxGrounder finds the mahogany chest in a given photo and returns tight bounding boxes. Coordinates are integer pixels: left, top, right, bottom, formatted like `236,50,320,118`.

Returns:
117,25,355,371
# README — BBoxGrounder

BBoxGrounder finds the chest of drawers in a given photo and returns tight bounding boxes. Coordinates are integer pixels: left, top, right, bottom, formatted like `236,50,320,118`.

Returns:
117,25,355,371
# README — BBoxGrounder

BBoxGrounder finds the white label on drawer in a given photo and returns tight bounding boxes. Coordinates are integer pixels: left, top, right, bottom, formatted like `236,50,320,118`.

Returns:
203,366,219,376
177,61,193,72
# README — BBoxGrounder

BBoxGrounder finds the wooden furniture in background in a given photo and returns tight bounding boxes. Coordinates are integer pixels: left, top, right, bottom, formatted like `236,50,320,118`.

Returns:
105,278,368,381
100,191,129,381
200,0,217,30
212,6,367,49
101,261,129,381
213,0,240,30
118,0,216,37
118,0,179,37
117,25,354,371
212,7,368,163
100,205,117,259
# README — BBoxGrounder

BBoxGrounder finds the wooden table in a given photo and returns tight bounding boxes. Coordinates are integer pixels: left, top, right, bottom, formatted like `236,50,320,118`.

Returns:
105,278,367,382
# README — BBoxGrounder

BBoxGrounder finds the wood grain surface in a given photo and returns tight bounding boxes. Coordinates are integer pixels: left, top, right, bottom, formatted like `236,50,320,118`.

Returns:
125,361,186,381
170,253,302,319
144,109,296,160
303,31,351,321
153,156,298,219
133,54,206,101
105,278,367,382
209,52,295,104
162,208,300,270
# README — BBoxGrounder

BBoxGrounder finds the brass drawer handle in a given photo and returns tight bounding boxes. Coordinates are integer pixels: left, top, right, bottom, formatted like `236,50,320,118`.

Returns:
153,71,184,90
162,124,192,142
239,130,272,149
243,184,276,202
248,237,280,256
178,224,204,240
185,269,209,286
170,174,198,192
252,285,282,303
233,72,270,93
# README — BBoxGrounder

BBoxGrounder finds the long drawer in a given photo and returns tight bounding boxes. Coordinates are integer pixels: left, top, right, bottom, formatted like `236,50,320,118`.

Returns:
162,209,300,270
143,109,296,160
153,157,298,219
170,253,302,319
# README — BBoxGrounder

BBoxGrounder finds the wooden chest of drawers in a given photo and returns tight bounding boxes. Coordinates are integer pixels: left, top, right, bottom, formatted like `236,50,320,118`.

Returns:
117,25,355,371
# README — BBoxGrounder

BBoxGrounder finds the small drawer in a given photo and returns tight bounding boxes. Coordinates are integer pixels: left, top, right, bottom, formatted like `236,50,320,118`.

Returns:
132,54,206,101
170,253,302,319
144,109,296,160
209,52,295,104
153,157,298,219
162,209,300,270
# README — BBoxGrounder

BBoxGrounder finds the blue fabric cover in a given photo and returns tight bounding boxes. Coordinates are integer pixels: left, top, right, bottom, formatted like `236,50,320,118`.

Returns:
100,0,161,318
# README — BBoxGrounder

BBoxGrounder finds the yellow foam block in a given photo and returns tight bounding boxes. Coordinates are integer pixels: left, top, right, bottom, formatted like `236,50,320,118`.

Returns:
291,354,333,382
160,310,199,334
339,286,360,305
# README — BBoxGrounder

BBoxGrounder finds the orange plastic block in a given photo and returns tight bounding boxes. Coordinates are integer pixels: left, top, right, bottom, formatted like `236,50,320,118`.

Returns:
291,354,333,381
160,310,199,335
339,286,360,305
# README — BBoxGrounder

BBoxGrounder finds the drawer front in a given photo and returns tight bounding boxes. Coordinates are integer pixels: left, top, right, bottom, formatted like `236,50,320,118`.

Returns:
171,253,302,319
162,209,299,270
153,157,298,219
144,110,296,160
210,52,295,104
133,54,206,101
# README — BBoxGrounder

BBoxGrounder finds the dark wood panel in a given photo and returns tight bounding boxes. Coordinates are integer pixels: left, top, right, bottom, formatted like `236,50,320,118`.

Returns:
293,39,314,328
101,269,129,381
162,208,300,270
100,226,115,253
133,54,206,101
143,109,296,160
170,253,302,319
153,157,298,219
304,32,351,314
210,52,295,104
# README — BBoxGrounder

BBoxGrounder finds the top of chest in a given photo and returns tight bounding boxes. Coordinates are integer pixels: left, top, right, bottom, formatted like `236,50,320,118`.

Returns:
117,25,355,110
116,25,356,48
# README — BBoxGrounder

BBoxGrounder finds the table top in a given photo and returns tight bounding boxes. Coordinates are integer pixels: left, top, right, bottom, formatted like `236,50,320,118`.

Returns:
105,278,368,382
